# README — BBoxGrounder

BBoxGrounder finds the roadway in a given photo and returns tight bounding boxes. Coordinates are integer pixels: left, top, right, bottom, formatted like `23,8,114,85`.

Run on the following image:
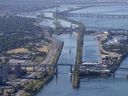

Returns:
60,13,128,19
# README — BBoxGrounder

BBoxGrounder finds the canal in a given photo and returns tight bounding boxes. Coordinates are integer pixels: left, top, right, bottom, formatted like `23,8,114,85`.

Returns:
83,35,100,63
36,33,128,96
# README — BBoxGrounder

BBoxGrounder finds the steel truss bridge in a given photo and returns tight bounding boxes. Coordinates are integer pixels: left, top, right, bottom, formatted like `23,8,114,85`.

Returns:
1,63,127,79
7,63,128,73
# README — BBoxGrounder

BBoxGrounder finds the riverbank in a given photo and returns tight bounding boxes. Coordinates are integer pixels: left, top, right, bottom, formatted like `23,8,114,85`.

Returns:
99,33,128,75
18,12,65,96
33,39,64,96
110,51,128,75
20,39,63,96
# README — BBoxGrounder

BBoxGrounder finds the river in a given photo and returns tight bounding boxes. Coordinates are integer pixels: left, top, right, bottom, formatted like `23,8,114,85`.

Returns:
36,4,128,96
36,33,128,96
69,4,128,30
16,3,128,96
83,35,100,63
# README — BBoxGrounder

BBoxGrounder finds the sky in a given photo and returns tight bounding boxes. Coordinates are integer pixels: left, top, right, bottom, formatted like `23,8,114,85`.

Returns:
0,0,127,12
0,0,128,4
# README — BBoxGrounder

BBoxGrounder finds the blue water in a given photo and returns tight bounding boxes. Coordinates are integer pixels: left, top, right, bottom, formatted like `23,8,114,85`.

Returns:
70,17,128,29
69,4,128,29
83,35,100,63
36,34,128,96
36,4,128,96
70,4,128,15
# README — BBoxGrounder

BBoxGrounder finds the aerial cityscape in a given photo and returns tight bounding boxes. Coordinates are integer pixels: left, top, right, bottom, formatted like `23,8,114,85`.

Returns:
0,0,128,96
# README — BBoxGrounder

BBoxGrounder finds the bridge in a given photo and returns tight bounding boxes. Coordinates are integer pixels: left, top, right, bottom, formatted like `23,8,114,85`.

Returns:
86,27,128,32
57,12,128,19
118,68,128,71
1,62,128,80
61,5,97,13
6,63,128,74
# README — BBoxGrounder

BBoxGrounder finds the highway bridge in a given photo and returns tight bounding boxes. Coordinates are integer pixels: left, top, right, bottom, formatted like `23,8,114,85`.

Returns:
86,27,128,32
57,12,128,19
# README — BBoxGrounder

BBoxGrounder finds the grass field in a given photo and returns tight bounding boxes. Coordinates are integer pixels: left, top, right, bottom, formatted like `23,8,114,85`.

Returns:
36,45,50,53
7,48,29,54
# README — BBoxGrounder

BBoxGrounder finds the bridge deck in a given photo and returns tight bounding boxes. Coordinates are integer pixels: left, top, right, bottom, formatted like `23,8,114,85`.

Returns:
57,12,128,19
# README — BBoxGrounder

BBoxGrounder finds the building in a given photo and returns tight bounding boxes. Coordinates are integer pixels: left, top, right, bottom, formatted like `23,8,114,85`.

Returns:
15,64,22,78
0,65,8,85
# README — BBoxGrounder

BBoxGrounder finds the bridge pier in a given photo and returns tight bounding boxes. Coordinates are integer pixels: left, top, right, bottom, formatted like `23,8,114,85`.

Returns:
72,71,80,88
126,75,128,79
55,65,58,75
111,73,115,78
70,65,73,73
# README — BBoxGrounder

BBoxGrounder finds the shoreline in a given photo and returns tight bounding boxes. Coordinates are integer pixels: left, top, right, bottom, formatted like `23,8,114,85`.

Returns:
100,34,128,75
21,39,64,96
32,39,64,96
23,13,65,96
16,17,64,96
